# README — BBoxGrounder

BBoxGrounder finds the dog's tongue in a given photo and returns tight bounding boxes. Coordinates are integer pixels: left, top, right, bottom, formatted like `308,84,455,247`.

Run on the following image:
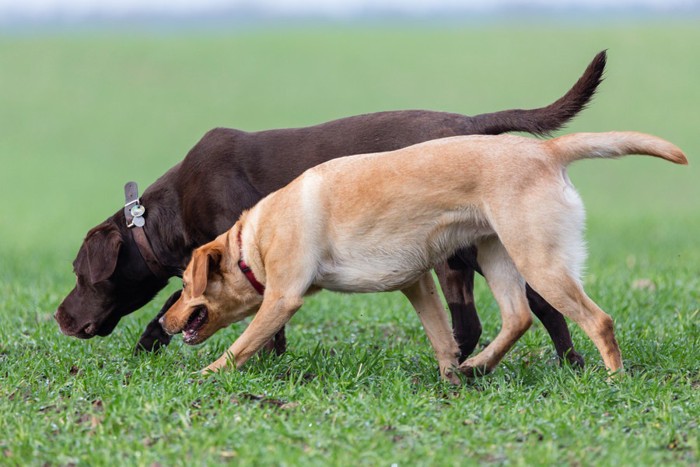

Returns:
183,307,207,343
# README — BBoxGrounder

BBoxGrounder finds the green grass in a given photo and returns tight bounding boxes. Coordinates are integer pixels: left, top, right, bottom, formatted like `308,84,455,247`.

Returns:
1,22,699,465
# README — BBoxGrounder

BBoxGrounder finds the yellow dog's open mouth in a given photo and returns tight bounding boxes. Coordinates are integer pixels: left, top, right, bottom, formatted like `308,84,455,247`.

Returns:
183,306,208,344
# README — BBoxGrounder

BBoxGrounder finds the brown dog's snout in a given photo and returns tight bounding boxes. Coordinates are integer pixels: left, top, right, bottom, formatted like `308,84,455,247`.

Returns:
55,305,80,333
55,305,97,338
54,305,73,329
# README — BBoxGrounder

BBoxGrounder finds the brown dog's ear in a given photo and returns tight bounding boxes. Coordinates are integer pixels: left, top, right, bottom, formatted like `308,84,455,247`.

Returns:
83,225,123,284
190,244,223,298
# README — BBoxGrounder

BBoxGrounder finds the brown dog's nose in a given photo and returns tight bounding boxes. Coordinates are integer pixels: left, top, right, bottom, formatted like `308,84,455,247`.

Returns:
54,305,98,338
54,306,73,330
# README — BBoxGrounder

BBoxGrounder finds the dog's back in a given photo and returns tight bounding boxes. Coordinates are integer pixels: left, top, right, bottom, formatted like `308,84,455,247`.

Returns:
254,132,685,294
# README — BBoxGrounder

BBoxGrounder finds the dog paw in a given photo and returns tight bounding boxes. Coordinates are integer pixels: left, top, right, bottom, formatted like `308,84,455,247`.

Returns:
200,364,221,376
442,366,462,386
562,350,585,369
200,354,232,375
605,367,626,382
458,359,492,378
133,323,172,355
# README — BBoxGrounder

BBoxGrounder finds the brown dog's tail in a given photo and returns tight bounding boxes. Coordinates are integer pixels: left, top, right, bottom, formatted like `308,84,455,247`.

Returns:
546,131,688,166
469,50,607,137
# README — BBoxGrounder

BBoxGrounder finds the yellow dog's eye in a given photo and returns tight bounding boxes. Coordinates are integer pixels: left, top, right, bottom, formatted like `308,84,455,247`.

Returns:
182,281,187,290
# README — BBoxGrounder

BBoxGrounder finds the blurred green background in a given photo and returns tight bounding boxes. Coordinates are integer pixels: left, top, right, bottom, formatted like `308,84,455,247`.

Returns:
1,23,697,262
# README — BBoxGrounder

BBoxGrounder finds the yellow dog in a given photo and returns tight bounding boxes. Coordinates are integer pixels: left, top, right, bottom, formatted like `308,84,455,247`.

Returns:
161,132,686,382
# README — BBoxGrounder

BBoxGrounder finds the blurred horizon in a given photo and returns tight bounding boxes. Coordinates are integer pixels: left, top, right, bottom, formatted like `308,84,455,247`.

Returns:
1,0,699,29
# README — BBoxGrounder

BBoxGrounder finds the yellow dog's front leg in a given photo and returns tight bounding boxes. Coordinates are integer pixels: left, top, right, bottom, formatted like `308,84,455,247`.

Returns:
201,293,303,374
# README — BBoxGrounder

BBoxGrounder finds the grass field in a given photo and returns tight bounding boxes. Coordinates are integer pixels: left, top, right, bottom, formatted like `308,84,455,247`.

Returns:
1,21,699,465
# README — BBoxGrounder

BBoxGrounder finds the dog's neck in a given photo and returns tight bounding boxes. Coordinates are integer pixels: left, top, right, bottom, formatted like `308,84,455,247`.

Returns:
235,223,266,295
115,177,193,279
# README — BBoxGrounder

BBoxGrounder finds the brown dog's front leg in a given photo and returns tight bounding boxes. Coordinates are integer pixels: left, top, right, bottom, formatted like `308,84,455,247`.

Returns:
134,289,181,354
526,285,585,368
272,328,287,355
202,294,302,374
261,328,287,356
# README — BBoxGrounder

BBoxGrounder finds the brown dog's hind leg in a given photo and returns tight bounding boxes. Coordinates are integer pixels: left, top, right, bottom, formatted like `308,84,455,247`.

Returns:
435,249,482,363
526,285,585,368
202,293,303,374
459,237,533,377
402,273,461,384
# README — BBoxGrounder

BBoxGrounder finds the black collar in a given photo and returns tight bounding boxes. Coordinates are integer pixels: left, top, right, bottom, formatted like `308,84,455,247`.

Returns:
124,181,170,280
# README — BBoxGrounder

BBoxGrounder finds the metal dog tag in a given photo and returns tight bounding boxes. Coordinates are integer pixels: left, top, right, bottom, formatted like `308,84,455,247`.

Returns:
130,204,145,218
130,204,146,227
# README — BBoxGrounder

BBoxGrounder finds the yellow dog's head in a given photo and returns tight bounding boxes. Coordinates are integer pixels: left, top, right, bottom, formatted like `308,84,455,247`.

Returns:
160,230,263,345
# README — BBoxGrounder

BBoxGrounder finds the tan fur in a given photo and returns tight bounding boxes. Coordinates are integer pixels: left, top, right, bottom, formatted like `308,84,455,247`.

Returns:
160,131,687,379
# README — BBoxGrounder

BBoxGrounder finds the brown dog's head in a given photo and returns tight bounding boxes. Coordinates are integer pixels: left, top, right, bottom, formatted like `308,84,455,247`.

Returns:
54,218,168,338
160,229,262,345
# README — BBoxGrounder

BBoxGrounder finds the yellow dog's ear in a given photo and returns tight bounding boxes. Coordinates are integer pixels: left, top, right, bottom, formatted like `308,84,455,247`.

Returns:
190,237,225,297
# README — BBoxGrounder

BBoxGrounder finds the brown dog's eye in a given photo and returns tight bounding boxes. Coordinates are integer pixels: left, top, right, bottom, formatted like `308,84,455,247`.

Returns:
182,281,187,290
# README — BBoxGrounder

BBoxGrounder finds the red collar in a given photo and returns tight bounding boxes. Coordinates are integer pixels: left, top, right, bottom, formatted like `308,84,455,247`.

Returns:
237,230,265,295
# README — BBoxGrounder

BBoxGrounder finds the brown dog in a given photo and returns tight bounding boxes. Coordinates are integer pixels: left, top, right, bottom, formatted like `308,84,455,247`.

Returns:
55,51,608,368
160,132,686,381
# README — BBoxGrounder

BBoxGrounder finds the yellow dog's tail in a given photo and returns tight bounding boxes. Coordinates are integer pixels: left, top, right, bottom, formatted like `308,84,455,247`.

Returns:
547,131,688,166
